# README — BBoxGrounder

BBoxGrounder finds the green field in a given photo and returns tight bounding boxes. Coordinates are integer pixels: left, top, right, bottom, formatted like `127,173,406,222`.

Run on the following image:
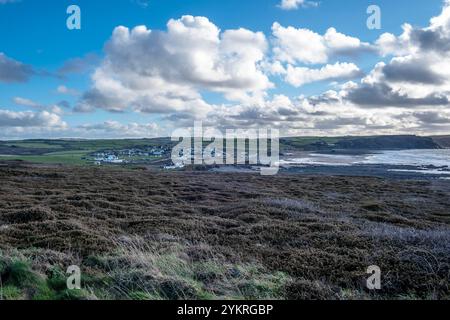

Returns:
3,138,171,150
0,150,95,165
281,136,343,148
0,138,174,165
4,142,64,149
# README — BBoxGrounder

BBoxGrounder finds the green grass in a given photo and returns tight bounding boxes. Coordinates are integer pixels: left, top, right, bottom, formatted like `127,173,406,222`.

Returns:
0,149,166,165
281,136,343,149
0,244,290,301
2,138,172,151
100,238,291,300
0,152,91,165
0,138,174,165
4,260,41,288
5,142,64,149
0,285,23,300
0,256,92,301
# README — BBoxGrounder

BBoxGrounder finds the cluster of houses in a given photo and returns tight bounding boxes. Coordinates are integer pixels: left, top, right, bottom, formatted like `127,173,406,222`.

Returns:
163,147,219,170
93,154,124,165
92,146,170,165
116,146,167,157
163,147,258,170
186,147,258,160
90,145,260,168
170,147,226,162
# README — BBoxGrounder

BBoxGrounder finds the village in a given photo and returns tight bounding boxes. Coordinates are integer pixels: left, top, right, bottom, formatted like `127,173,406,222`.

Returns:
88,142,275,173
91,146,170,165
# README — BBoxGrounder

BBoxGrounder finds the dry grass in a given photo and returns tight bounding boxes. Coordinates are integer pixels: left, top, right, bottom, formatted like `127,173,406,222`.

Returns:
0,163,449,300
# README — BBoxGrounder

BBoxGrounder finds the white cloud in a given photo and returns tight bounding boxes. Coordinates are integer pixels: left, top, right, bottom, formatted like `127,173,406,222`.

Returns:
218,2,450,136
278,0,318,11
376,25,416,57
272,23,327,64
285,62,361,87
13,97,67,115
270,23,370,88
57,85,79,96
81,16,272,115
77,121,160,138
6,4,447,138
13,97,42,108
364,2,450,106
273,0,450,139
0,109,66,128
198,91,433,137
272,23,371,65
0,117,163,140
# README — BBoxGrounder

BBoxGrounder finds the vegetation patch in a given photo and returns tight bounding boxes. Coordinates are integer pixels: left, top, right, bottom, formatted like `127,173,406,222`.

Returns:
0,165,449,300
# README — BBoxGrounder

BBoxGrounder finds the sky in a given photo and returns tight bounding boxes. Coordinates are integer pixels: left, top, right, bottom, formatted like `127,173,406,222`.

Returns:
0,0,449,139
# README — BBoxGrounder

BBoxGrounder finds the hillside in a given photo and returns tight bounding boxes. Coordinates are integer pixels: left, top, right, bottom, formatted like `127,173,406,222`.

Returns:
0,135,445,166
282,135,441,151
432,135,450,148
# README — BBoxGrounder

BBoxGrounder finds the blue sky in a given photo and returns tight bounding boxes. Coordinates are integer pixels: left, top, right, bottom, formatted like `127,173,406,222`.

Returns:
0,0,449,138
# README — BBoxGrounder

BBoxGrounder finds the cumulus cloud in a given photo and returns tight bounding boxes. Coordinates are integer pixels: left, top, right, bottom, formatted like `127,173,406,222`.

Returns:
48,3,450,136
0,53,35,83
377,1,450,57
0,109,66,128
268,23,371,88
279,0,450,136
57,85,79,96
278,0,318,11
374,2,450,88
13,97,42,108
272,23,372,65
0,114,162,139
190,91,421,137
292,80,449,135
77,121,160,138
13,97,67,115
382,57,445,85
285,62,362,87
350,2,450,111
413,110,450,124
76,16,381,134
0,98,164,138
80,16,272,115
345,83,448,108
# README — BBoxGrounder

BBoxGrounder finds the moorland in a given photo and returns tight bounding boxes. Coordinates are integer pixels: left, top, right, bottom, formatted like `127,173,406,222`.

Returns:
0,162,449,300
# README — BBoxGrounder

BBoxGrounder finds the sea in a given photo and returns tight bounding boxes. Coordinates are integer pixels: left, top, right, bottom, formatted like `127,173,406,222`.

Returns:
279,149,450,178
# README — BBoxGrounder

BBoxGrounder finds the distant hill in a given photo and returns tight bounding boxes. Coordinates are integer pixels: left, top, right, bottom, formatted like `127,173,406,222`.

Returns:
0,135,445,161
432,135,450,148
333,135,440,150
282,135,441,151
